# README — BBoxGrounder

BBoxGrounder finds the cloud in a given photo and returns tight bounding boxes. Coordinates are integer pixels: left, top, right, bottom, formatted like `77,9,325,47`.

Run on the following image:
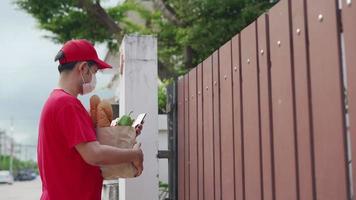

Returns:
0,0,114,152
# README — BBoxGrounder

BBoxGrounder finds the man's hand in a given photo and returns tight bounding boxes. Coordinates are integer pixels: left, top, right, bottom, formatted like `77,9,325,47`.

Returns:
132,143,144,177
135,122,144,136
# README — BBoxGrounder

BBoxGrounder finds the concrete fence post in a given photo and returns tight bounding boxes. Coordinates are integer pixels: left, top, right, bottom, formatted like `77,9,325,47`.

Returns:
116,35,159,200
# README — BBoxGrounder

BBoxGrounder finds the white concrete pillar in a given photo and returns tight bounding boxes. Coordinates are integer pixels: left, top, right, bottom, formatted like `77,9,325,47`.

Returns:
117,35,159,200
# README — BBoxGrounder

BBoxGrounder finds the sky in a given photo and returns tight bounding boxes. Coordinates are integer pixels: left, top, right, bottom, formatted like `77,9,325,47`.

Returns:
0,0,121,160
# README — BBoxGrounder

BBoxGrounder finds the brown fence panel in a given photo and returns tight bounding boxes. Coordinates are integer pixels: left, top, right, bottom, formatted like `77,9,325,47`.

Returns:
232,34,244,200
219,40,235,199
184,75,190,200
212,50,222,200
176,1,355,199
241,22,262,200
306,0,349,199
177,77,185,200
269,1,298,199
342,0,356,196
257,14,274,200
197,64,204,200
188,68,198,200
202,56,215,200
290,0,314,199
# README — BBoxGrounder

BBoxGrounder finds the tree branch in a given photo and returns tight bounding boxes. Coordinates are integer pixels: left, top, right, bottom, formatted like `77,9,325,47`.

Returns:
184,45,193,68
153,0,182,26
158,59,178,80
76,0,175,80
76,0,122,36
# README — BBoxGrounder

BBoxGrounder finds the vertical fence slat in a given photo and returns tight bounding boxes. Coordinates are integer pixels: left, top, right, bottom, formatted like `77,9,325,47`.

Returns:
188,69,198,200
257,13,274,200
241,22,262,200
177,1,354,200
184,75,190,200
219,40,235,199
197,64,204,200
269,1,298,199
213,50,222,200
232,34,244,200
342,0,356,196
202,56,214,200
306,0,349,199
177,77,185,200
291,0,315,199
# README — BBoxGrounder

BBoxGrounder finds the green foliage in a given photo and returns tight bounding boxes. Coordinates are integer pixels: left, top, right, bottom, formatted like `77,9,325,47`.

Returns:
158,80,169,114
0,155,38,174
159,0,274,70
15,0,274,78
15,0,274,113
159,180,169,189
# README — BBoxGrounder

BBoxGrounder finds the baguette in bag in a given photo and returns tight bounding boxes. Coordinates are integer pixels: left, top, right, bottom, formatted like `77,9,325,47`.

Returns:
90,96,139,180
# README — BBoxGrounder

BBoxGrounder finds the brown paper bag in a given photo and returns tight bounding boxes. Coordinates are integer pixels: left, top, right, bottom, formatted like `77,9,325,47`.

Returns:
96,126,137,179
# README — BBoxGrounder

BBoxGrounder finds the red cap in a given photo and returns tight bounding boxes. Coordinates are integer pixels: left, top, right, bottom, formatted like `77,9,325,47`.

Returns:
56,39,112,69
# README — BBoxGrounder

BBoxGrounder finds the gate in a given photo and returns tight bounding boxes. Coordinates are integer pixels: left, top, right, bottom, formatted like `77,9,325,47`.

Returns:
170,0,356,199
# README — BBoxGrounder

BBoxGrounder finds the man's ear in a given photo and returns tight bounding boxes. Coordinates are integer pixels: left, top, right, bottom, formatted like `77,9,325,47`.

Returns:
76,62,87,73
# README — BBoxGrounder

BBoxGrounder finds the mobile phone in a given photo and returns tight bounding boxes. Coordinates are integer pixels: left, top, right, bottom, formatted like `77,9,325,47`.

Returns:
131,113,147,128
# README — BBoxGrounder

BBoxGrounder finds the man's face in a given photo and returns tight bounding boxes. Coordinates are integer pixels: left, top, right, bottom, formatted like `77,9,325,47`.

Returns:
80,61,98,83
76,61,99,95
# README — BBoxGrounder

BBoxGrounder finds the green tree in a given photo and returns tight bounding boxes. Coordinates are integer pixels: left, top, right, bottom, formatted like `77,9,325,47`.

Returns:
0,155,38,174
15,0,274,80
16,0,274,113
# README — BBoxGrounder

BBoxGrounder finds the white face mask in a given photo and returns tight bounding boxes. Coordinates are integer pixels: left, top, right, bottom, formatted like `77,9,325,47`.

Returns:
81,69,96,95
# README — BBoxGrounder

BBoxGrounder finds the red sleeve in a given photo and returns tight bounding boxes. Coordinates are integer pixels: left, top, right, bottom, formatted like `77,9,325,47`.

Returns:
57,103,97,148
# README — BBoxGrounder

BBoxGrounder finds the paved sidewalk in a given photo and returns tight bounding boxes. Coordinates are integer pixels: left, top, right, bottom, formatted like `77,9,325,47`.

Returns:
0,177,41,200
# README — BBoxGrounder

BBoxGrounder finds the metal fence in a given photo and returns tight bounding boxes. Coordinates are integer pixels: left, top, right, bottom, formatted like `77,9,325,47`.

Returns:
176,0,356,199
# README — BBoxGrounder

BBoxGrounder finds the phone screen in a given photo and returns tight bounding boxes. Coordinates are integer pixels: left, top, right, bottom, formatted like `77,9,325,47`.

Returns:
131,113,147,128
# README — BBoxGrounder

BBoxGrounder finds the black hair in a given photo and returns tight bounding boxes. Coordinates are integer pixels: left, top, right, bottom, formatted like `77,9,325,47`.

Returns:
58,60,96,73
55,49,97,73
55,50,72,73
58,62,78,73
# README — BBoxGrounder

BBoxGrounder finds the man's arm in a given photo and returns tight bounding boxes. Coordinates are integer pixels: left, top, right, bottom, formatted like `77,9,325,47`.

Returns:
75,141,143,166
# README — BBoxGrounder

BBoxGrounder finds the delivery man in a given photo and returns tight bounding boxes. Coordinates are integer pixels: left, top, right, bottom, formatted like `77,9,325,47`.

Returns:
37,39,144,200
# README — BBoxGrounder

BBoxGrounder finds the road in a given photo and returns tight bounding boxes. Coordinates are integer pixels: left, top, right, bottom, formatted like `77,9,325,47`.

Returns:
0,178,41,200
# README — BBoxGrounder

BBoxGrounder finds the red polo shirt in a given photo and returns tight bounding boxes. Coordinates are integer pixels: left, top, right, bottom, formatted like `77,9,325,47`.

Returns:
38,89,103,200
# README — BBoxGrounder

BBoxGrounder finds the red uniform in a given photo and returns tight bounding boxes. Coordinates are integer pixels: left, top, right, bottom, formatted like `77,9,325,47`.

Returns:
38,89,102,200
